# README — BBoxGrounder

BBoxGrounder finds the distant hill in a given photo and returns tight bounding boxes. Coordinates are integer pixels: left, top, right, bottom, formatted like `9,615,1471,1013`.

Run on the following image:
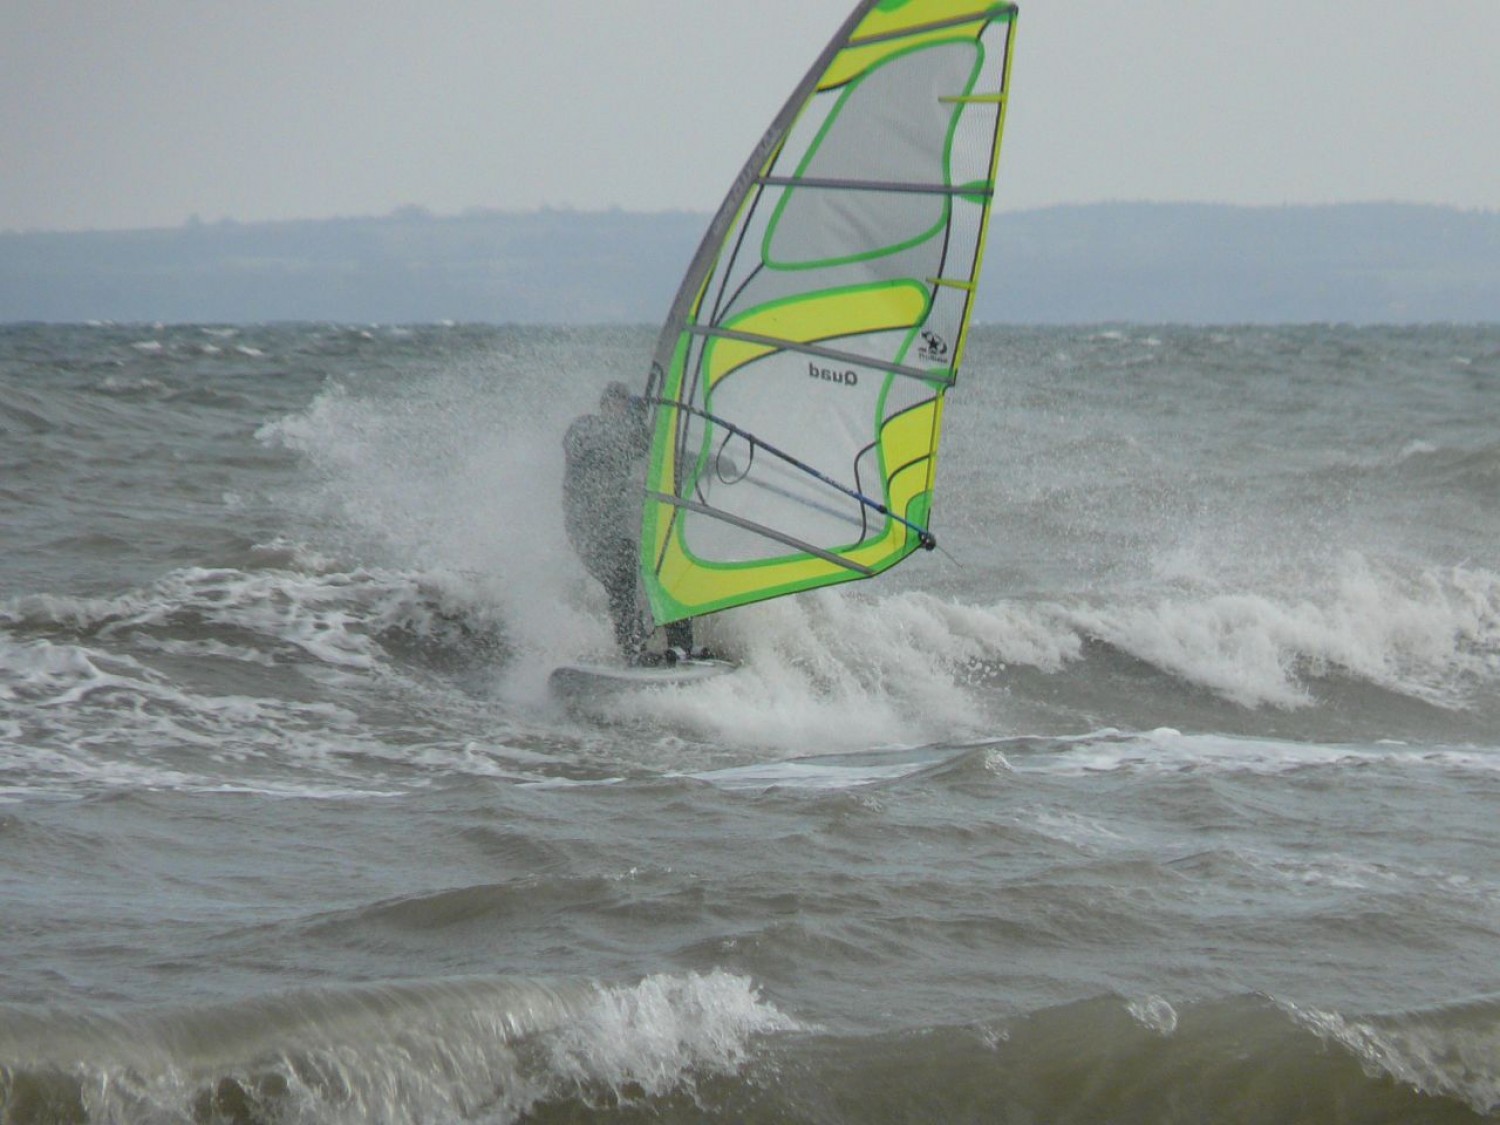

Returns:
993,203,1500,324
2,203,1496,325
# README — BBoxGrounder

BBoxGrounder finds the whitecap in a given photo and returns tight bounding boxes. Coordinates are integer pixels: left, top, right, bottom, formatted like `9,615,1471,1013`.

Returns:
1126,995,1178,1036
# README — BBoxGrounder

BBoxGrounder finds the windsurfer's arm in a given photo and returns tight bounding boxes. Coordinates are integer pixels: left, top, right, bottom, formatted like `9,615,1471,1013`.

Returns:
627,396,651,454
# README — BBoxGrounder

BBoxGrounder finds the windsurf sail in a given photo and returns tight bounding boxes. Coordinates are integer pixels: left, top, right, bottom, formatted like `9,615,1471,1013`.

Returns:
641,0,1018,625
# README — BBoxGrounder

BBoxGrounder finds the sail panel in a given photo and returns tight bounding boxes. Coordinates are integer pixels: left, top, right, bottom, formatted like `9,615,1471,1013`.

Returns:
765,42,977,269
643,1,1017,625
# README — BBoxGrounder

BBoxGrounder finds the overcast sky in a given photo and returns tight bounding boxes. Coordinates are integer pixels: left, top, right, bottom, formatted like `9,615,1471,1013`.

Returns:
5,1,1499,233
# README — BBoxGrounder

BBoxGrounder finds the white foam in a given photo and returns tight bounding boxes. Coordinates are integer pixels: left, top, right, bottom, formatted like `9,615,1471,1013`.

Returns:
1398,439,1440,461
573,551,1499,751
1002,727,1500,779
1064,556,1500,710
9,566,405,670
1283,1000,1500,1116
686,746,959,792
1126,995,1179,1036
259,364,590,682
543,970,800,1098
603,587,1013,752
1029,807,1128,850
19,971,797,1124
616,553,1498,748
0,632,396,801
0,564,510,799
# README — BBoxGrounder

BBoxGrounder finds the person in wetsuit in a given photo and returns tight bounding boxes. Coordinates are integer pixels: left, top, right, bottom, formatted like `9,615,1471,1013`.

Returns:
562,381,696,662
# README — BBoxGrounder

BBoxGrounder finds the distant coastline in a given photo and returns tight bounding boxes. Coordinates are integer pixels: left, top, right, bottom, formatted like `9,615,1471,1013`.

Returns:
3,202,1496,325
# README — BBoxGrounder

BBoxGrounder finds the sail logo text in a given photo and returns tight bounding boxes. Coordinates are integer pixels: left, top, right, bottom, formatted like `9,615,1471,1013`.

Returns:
809,362,858,387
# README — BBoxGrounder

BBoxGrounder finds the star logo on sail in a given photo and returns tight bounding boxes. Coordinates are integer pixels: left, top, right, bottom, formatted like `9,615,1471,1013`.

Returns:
918,330,949,364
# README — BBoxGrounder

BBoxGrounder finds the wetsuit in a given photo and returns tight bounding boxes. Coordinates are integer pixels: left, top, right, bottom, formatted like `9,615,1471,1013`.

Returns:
562,395,652,655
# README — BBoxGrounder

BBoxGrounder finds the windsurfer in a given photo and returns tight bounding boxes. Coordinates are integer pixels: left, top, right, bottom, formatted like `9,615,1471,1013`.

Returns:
562,381,696,663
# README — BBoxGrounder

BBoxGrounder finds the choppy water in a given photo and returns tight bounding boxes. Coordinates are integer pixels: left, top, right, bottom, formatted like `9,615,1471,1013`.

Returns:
2,321,1498,1123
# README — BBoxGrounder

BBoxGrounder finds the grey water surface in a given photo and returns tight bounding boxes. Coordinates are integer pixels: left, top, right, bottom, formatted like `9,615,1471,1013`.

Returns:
2,322,1498,1122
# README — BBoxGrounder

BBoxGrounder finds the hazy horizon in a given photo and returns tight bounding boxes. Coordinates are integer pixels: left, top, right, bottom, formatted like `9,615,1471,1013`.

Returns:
6,202,1497,325
8,197,1499,240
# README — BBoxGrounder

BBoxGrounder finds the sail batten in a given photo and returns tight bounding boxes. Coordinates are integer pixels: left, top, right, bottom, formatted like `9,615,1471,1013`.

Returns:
641,0,1018,626
758,175,992,197
686,325,955,387
650,493,877,577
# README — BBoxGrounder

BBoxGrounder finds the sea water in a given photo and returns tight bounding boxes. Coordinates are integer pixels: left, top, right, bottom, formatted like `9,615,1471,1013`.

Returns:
1,322,1498,1122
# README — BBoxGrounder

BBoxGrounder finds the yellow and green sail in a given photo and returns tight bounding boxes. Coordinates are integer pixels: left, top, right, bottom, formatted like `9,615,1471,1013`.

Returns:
642,0,1018,625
